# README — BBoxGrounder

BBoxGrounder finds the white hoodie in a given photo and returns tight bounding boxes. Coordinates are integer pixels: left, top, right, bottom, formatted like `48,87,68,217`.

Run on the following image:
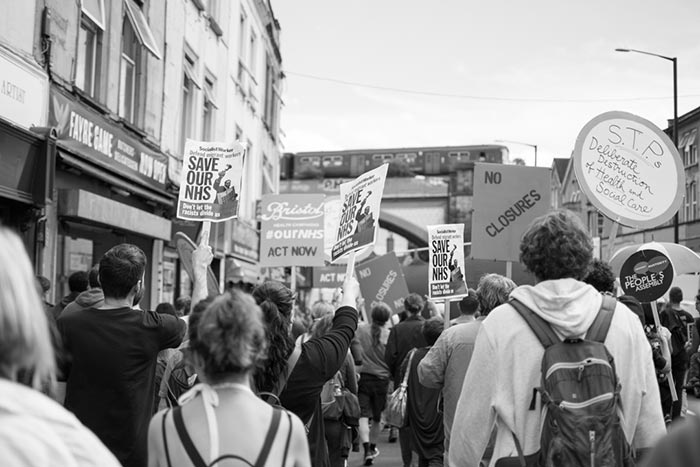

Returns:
448,279,666,467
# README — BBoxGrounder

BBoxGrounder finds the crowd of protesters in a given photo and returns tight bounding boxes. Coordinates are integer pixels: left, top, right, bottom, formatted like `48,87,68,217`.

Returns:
3,209,700,466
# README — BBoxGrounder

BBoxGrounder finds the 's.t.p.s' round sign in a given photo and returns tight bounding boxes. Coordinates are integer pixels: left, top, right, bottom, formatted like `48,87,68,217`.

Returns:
619,249,674,303
573,111,684,229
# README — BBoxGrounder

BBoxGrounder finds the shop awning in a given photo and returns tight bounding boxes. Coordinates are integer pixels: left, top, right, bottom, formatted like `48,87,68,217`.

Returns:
225,257,261,285
58,150,174,207
59,189,171,240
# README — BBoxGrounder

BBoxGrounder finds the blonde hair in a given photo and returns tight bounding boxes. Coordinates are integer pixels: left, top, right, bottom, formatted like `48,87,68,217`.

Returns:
0,228,55,388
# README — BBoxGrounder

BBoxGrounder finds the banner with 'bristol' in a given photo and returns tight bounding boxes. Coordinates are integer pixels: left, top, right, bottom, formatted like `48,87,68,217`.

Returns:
177,140,245,222
331,164,389,262
259,194,326,267
428,224,469,300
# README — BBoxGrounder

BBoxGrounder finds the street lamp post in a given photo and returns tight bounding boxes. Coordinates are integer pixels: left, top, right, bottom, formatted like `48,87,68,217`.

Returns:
615,48,679,244
495,139,538,166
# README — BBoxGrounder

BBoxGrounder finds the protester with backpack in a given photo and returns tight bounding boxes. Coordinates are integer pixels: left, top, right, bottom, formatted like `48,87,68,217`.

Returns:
449,209,666,466
252,277,360,467
148,290,311,467
312,314,360,467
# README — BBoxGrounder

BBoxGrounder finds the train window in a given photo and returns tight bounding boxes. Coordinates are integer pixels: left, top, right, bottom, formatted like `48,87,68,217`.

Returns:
395,152,417,162
372,153,394,161
299,156,321,167
448,151,470,159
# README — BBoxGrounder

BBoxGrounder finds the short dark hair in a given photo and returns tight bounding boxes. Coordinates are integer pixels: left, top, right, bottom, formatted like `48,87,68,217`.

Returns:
155,302,177,317
520,210,593,281
68,271,89,293
422,317,443,345
404,293,424,315
618,295,644,326
88,264,100,288
669,286,683,304
459,289,479,315
582,259,616,294
98,244,147,299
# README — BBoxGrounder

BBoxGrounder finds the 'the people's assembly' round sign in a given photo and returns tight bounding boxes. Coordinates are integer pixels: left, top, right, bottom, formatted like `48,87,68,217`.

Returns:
573,111,684,229
619,249,674,303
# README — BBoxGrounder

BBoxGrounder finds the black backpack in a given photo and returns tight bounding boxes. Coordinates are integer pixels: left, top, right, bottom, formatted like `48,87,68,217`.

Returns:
508,295,635,467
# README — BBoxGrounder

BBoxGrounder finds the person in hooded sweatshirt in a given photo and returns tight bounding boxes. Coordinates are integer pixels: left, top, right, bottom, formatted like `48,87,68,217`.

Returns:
448,209,666,466
60,265,104,319
51,271,88,320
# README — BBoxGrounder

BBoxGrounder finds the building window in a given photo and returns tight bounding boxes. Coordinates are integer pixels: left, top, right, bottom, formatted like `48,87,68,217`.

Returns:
238,10,247,60
202,75,217,140
249,30,257,77
262,152,275,194
263,55,281,139
207,0,222,36
76,9,103,98
180,52,199,153
119,0,162,125
119,17,140,123
688,129,697,166
684,181,697,222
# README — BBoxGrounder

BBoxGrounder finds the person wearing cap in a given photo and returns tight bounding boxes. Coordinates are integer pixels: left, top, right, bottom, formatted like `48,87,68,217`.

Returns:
385,292,426,467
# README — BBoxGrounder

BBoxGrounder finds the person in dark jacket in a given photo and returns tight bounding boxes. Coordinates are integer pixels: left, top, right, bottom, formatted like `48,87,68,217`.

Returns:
385,292,427,467
60,265,104,318
51,271,89,320
402,317,444,467
660,286,695,420
252,277,360,467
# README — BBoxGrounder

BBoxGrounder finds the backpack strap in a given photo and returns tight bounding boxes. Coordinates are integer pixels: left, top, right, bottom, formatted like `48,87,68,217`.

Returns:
252,408,282,467
585,294,617,343
510,298,560,348
272,342,303,397
281,411,293,467
172,406,207,467
161,409,173,467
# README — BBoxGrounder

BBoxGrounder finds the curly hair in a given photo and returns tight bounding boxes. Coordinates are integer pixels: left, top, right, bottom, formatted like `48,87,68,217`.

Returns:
520,210,593,281
251,280,295,393
188,291,267,382
477,273,516,317
582,259,616,294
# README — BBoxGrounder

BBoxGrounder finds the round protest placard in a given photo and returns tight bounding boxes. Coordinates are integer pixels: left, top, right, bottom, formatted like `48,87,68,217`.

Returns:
573,111,684,229
619,249,674,303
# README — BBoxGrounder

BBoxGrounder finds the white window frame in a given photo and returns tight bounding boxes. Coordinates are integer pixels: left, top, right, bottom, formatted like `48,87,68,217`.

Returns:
76,14,100,97
123,0,162,59
81,0,106,30
119,16,139,122
202,74,218,140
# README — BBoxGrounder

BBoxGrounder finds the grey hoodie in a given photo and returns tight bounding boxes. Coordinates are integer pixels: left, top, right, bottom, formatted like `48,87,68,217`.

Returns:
59,288,105,319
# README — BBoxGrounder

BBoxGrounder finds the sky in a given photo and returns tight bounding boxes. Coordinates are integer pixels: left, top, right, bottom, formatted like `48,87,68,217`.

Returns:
271,0,700,168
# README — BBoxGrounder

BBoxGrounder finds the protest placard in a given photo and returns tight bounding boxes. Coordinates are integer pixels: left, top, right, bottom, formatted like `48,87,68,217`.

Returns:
471,163,551,262
259,194,325,267
177,140,245,222
573,111,684,228
619,249,674,303
356,252,410,315
313,266,347,289
428,224,469,300
331,164,389,262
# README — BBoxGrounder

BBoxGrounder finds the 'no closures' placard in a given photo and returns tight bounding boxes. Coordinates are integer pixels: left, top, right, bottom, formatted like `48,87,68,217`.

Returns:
471,163,551,262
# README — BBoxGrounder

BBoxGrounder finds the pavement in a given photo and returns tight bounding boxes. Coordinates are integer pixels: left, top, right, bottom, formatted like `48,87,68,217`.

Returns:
346,427,406,467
